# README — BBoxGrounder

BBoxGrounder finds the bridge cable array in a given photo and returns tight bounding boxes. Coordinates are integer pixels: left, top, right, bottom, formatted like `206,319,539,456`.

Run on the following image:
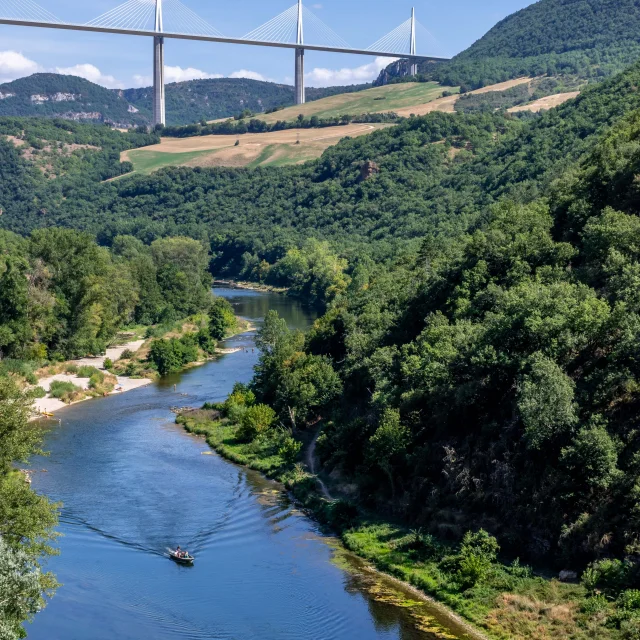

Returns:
368,14,431,56
85,0,223,37
0,0,60,23
243,3,349,49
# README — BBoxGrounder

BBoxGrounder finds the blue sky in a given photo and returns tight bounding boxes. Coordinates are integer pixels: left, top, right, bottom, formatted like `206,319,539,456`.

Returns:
0,0,534,89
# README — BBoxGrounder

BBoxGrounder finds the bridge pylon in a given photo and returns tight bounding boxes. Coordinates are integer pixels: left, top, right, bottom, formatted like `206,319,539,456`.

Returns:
295,0,305,105
409,8,417,76
153,0,166,126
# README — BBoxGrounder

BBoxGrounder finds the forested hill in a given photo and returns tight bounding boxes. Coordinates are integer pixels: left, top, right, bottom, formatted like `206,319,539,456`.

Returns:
123,78,371,126
4,61,640,282
0,73,370,127
378,0,640,89
0,73,149,127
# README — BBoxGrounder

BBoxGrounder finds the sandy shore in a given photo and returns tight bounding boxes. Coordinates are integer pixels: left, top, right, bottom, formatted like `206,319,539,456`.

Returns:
32,339,152,417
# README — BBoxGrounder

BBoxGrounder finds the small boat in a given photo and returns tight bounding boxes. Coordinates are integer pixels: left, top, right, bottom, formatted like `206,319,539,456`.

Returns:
169,550,195,565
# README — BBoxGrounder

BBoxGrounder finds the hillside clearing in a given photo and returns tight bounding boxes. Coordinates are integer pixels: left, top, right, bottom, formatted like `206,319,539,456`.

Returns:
123,123,390,173
508,91,580,112
255,82,455,123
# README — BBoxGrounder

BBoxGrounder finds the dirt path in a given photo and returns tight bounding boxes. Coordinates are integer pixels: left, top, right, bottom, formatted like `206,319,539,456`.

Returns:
305,427,332,500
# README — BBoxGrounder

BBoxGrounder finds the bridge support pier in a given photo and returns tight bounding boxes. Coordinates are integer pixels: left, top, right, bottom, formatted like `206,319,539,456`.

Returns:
153,35,166,126
409,61,418,76
295,47,305,105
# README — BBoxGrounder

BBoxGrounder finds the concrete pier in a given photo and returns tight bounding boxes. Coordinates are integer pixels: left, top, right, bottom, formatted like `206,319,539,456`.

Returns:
153,35,165,126
295,47,305,105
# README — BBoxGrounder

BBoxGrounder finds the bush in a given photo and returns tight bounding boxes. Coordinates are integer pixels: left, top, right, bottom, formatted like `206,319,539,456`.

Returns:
277,434,302,463
88,371,105,389
64,363,78,374
77,365,101,378
149,335,199,376
49,380,81,399
582,558,633,595
103,358,113,370
120,349,135,360
29,386,47,399
237,404,276,442
618,590,640,612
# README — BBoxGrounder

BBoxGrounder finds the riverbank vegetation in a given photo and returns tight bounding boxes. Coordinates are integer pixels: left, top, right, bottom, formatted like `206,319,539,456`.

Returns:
168,66,640,634
0,377,59,639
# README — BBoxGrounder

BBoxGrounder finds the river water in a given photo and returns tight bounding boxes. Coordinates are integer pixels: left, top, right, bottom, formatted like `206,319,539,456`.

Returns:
27,288,468,640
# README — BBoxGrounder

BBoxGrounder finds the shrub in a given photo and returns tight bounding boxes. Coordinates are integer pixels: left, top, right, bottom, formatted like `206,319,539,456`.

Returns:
64,364,78,374
618,590,640,612
120,349,135,360
49,380,82,399
582,558,633,595
277,434,302,463
88,371,105,389
30,386,47,399
103,358,113,370
77,365,101,378
25,372,38,385
237,404,276,442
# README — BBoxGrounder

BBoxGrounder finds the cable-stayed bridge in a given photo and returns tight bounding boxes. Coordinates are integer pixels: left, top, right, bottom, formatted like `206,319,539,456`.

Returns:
0,0,448,125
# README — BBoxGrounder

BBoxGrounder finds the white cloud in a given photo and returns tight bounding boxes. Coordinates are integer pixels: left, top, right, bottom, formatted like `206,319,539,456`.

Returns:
55,63,124,89
305,56,397,87
164,66,223,83
229,69,269,82
0,51,40,83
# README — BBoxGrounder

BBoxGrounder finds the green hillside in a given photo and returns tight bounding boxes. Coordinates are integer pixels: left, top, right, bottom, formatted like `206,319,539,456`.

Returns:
379,0,640,89
0,73,149,127
124,78,371,126
0,73,371,127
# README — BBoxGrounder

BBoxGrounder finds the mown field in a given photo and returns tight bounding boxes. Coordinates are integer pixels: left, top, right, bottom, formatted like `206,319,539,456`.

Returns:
255,81,456,123
122,123,391,173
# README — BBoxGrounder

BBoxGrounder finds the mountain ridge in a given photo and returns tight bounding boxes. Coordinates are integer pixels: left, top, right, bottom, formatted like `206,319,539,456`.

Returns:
0,73,371,127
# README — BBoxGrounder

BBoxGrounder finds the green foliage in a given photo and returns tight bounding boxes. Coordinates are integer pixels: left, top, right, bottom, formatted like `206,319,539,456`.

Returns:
103,358,113,370
582,559,633,595
148,334,199,376
237,404,277,442
76,365,101,378
209,296,236,340
49,380,81,399
517,353,577,448
0,377,58,638
380,0,640,89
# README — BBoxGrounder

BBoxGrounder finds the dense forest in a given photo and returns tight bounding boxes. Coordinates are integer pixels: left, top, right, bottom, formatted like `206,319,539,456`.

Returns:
378,0,640,90
0,74,149,127
5,62,640,297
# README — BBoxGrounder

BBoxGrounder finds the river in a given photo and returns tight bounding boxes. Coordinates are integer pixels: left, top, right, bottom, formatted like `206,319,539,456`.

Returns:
26,288,469,640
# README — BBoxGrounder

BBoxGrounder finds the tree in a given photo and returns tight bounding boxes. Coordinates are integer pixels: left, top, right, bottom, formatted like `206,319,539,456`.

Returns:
0,378,58,638
237,404,277,442
367,408,409,498
517,353,577,448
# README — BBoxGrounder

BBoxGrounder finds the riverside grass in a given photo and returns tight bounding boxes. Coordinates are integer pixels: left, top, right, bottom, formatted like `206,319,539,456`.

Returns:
176,411,621,640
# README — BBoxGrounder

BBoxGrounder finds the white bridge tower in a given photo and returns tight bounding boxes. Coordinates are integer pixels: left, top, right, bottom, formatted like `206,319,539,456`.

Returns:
295,0,305,105
153,0,166,126
409,7,417,76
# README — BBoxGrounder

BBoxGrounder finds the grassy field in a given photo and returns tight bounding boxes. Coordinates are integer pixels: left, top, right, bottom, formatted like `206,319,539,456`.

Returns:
122,123,391,174
257,81,457,123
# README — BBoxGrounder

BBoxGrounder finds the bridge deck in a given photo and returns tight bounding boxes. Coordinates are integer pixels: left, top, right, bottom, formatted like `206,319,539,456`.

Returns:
0,18,448,61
